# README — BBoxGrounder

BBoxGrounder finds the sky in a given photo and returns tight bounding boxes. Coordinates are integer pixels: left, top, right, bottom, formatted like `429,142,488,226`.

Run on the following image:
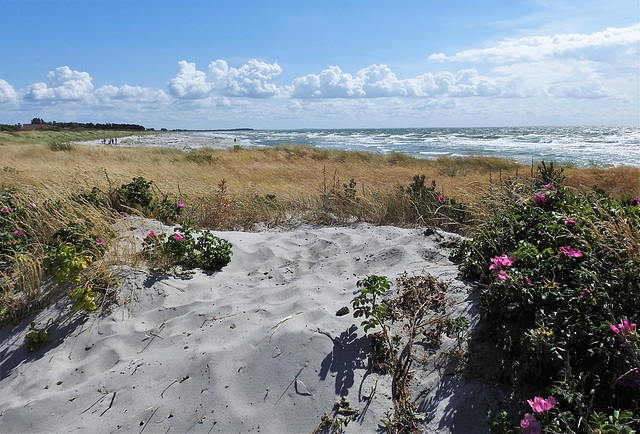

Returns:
0,0,638,130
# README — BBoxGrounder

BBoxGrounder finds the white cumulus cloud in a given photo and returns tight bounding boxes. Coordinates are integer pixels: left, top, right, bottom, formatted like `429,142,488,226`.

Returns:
167,61,214,99
167,59,284,99
24,66,94,101
220,59,283,98
291,66,363,98
0,79,18,103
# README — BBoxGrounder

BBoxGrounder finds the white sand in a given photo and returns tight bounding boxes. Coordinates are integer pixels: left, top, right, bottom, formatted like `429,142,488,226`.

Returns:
76,132,241,152
0,218,508,433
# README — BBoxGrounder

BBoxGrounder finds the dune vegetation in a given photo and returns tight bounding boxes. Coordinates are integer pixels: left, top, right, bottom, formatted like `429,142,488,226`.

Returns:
1,129,639,431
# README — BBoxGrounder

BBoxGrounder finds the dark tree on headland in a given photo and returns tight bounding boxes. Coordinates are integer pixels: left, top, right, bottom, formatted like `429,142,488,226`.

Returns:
48,121,146,131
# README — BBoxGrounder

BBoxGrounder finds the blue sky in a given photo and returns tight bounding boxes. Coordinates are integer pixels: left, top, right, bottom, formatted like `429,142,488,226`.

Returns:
0,0,638,129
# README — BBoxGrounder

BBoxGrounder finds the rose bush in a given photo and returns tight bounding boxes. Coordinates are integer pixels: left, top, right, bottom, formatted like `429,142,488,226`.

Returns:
455,182,640,431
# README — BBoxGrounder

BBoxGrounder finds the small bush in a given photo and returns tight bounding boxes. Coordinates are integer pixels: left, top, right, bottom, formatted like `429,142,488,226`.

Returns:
116,177,154,211
51,221,107,261
399,175,470,226
535,161,566,188
43,243,88,285
155,196,185,222
73,187,107,208
352,275,391,334
24,322,50,352
70,285,98,311
142,221,233,272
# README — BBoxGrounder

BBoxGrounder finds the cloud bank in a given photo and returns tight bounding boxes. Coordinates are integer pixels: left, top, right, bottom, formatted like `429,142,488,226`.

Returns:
290,65,508,98
428,24,639,64
0,24,637,127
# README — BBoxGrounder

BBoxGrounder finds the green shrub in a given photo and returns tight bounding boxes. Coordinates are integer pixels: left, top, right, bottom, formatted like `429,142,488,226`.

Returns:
400,175,470,226
114,177,185,223
154,197,185,222
535,161,565,188
43,243,88,284
453,179,640,432
352,275,391,334
24,322,50,352
116,177,154,211
142,221,232,271
73,187,107,208
51,221,106,261
70,285,98,311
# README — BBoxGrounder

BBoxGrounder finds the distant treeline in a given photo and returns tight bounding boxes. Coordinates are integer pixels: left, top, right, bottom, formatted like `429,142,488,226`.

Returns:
0,119,147,132
44,121,147,131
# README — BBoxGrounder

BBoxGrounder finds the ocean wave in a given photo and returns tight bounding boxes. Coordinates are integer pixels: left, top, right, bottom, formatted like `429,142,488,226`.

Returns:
199,126,640,167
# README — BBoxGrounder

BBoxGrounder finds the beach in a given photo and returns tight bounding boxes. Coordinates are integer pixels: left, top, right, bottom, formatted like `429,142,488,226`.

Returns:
0,216,508,433
77,132,240,152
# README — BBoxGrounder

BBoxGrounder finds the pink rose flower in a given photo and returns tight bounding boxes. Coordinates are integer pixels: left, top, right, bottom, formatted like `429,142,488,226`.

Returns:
496,270,508,281
559,246,583,257
489,254,516,280
533,194,547,206
564,217,576,227
96,238,104,245
527,395,556,413
610,319,636,336
543,183,553,190
173,233,184,241
147,231,157,238
580,288,591,298
490,254,516,268
13,230,26,238
438,194,444,202
177,201,185,208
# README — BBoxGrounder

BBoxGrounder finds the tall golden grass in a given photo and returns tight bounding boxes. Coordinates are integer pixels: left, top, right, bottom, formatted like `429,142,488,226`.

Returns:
2,130,639,227
2,132,638,226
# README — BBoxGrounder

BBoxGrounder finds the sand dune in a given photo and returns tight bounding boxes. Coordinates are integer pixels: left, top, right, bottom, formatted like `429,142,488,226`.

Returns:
0,218,501,433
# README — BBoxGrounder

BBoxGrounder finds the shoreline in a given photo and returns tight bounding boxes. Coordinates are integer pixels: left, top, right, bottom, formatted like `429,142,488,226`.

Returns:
76,131,242,152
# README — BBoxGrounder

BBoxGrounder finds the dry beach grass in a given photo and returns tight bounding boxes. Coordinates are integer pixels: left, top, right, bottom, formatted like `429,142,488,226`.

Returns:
2,129,638,230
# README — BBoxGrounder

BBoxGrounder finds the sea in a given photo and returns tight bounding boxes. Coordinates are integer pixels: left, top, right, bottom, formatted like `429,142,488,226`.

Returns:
198,126,640,168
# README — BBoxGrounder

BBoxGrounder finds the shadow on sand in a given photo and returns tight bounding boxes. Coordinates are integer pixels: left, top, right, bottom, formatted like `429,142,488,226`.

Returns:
318,324,371,397
0,303,86,381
